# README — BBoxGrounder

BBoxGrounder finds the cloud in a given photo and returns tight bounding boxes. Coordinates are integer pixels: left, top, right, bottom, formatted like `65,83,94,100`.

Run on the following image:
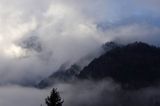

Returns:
53,80,160,106
103,23,160,45
0,0,105,84
0,85,49,106
0,80,160,106
21,80,159,106
0,1,159,106
0,0,159,85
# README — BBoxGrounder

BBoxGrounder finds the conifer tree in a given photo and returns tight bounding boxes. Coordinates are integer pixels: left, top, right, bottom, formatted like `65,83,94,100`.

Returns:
45,88,63,106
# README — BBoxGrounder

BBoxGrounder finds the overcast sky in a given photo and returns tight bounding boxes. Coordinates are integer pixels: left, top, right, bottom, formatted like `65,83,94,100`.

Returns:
0,0,160,106
0,0,160,84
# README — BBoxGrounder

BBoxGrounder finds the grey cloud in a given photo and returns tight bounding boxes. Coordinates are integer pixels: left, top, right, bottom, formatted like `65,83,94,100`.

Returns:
0,0,159,106
0,85,49,106
1,80,160,106
103,23,160,45
0,0,103,84
0,0,159,85
52,80,160,106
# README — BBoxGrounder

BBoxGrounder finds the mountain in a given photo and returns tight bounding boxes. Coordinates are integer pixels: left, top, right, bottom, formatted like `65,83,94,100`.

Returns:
78,42,160,89
38,41,160,89
102,41,122,51
37,42,118,88
38,64,81,88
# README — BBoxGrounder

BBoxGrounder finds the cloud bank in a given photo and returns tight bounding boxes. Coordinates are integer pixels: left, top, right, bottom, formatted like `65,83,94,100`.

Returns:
1,80,160,106
56,80,160,106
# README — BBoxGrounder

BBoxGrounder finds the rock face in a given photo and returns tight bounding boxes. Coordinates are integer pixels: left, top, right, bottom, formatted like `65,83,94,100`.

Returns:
79,42,160,89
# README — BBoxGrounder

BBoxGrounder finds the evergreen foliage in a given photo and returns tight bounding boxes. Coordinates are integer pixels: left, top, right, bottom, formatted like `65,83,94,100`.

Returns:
45,88,63,106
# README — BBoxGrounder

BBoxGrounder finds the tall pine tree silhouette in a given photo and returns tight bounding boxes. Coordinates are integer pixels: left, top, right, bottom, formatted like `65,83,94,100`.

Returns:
45,88,63,106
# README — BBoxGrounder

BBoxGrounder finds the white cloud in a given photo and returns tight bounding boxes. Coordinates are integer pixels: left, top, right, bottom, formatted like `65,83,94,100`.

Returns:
0,0,159,85
103,23,160,45
0,85,49,106
0,0,104,84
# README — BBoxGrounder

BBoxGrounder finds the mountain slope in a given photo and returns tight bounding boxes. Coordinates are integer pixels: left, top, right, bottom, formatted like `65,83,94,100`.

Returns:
37,42,119,88
38,64,80,88
79,42,160,89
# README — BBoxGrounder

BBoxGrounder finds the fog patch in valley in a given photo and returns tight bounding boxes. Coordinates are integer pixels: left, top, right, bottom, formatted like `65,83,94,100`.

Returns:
1,80,160,106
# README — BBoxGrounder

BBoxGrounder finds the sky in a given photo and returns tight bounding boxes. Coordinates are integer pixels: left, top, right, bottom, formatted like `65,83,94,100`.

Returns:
0,0,160,85
0,0,160,106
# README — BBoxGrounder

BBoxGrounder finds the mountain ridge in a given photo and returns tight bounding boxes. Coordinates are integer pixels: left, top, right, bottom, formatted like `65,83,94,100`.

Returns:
38,42,160,89
79,42,160,89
